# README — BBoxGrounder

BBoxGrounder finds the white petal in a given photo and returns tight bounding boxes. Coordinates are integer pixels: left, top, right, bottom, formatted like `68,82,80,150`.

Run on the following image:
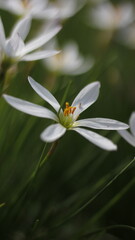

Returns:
0,0,24,15
56,0,86,19
73,127,117,151
76,118,129,130
11,17,31,40
28,76,60,112
117,3,134,28
21,50,60,61
32,8,59,19
118,130,135,147
0,18,6,49
5,34,24,57
3,94,57,121
40,123,66,142
90,2,116,30
21,24,61,56
72,81,100,114
66,58,94,76
129,112,135,136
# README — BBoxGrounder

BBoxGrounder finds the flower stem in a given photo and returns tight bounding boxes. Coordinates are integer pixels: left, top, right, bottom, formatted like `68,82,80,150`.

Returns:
0,63,17,96
29,142,48,181
39,140,59,168
15,140,58,202
58,79,72,115
0,69,6,95
29,140,58,183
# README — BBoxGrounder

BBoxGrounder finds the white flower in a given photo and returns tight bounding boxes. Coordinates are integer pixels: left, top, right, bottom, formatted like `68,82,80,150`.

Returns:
117,23,135,49
0,17,61,63
118,112,135,147
0,0,59,20
3,77,129,151
45,41,94,75
0,0,86,20
50,0,86,20
88,1,134,30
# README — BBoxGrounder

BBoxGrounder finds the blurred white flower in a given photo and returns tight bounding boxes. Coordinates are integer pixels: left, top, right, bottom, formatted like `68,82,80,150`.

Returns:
50,0,86,20
45,41,94,75
0,0,86,20
117,23,135,49
88,1,134,30
118,112,135,147
3,77,129,151
0,0,59,20
0,17,61,63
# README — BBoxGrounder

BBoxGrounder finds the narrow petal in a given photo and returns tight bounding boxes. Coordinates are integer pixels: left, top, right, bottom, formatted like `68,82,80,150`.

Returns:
3,94,57,121
73,127,117,151
72,82,100,114
118,130,135,147
11,17,31,40
33,8,59,19
0,1,24,15
129,112,135,136
21,50,60,61
28,76,60,112
0,18,6,49
40,123,66,142
21,24,62,56
76,118,129,130
6,34,24,57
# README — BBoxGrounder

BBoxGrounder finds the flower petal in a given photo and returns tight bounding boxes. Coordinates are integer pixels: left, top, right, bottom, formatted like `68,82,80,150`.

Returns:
56,0,86,19
118,130,135,147
0,0,24,15
28,76,60,112
129,112,135,136
0,18,6,49
6,34,25,57
21,24,62,56
21,50,60,61
73,127,117,151
76,118,129,130
72,81,100,114
40,123,66,142
11,17,31,40
32,8,59,19
3,94,57,121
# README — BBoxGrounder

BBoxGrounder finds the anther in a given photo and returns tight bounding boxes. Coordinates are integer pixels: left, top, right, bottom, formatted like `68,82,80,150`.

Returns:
64,102,76,116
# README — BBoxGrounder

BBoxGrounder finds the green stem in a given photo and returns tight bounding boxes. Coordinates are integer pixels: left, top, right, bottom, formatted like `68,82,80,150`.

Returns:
0,69,6,95
52,157,135,229
28,142,48,182
39,140,58,168
58,79,72,115
0,63,17,95
1,141,59,223
15,141,58,202
82,224,135,238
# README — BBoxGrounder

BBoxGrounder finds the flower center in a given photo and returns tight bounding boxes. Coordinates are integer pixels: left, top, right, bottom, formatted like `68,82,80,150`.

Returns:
21,0,29,8
64,102,76,116
59,102,77,129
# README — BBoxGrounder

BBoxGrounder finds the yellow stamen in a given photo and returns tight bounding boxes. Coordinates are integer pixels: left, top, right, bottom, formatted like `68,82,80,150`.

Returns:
21,0,29,7
64,102,76,116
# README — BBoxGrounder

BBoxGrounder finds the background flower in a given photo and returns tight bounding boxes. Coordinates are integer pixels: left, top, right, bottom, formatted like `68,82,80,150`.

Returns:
0,17,61,63
0,0,58,20
0,0,86,21
118,112,135,147
44,40,94,75
88,1,134,30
